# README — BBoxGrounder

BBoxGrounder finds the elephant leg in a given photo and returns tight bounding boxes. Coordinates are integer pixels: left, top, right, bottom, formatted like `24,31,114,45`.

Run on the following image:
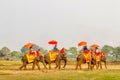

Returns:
58,60,61,69
23,62,27,70
96,61,98,69
19,63,24,70
42,61,47,69
55,60,59,69
88,61,92,70
92,64,95,70
20,61,27,70
32,61,36,70
92,60,96,70
63,59,67,69
96,61,100,70
48,62,51,69
75,61,79,70
36,62,40,70
79,63,82,70
98,61,100,69
19,62,24,70
104,61,107,69
100,62,102,69
78,61,82,70
88,63,90,70
19,65,23,70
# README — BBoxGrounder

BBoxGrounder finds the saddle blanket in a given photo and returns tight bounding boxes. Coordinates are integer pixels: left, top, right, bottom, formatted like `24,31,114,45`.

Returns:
83,53,91,63
49,51,57,61
26,53,36,63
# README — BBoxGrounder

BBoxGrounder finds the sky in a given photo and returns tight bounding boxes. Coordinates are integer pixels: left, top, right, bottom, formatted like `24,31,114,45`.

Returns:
0,0,120,51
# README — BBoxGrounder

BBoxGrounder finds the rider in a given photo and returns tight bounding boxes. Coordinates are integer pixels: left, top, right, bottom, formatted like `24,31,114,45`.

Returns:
53,44,59,51
35,49,42,57
82,46,91,63
82,46,89,53
60,47,65,54
29,47,35,55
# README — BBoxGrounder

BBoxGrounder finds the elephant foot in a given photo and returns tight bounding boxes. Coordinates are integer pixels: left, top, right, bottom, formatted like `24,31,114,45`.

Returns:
19,67,22,70
23,67,27,70
54,66,57,69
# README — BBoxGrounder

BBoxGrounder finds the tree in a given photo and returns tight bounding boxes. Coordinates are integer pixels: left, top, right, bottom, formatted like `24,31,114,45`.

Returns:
0,47,11,57
102,45,114,54
69,47,77,55
101,45,114,61
41,49,48,54
113,46,120,62
10,51,23,59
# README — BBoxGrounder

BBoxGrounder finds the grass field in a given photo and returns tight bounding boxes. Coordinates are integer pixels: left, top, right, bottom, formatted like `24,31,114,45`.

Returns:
0,60,120,80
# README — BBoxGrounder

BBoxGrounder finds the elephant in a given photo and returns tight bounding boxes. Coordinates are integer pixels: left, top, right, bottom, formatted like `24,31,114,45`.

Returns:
44,51,67,69
101,55,107,69
95,55,107,69
19,54,47,70
91,53,107,70
75,53,93,70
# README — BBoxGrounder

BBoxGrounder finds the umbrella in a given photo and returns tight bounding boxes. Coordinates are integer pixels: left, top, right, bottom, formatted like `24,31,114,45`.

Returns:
78,41,87,46
21,43,41,53
24,43,35,48
91,44,99,48
48,40,58,45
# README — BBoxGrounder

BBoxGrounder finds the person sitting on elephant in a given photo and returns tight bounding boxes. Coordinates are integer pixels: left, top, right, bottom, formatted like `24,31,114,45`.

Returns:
90,47,95,55
35,49,42,57
29,47,35,55
100,51,105,57
89,47,97,59
94,48,102,62
53,44,59,51
34,49,43,61
60,47,65,54
82,46,91,63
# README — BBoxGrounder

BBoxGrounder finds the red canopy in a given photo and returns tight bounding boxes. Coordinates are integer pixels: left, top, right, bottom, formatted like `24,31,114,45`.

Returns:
48,40,58,45
78,41,87,46
24,43,35,48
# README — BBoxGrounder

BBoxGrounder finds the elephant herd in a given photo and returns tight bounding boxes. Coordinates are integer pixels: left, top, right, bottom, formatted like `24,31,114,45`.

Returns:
19,51,107,70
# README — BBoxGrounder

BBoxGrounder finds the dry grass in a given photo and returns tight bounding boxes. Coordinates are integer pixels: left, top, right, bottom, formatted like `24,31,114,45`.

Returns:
0,60,120,80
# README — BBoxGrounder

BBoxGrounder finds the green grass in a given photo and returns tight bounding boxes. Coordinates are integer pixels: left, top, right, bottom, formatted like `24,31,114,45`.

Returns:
0,60,120,80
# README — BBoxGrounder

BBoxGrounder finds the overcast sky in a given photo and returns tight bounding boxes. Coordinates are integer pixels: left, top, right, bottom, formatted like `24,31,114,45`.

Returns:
0,0,120,51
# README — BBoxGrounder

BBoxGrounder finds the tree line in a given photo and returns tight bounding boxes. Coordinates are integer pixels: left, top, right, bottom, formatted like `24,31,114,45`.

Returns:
0,45,120,62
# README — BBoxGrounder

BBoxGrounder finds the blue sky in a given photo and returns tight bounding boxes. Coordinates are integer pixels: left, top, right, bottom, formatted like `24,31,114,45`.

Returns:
0,0,120,51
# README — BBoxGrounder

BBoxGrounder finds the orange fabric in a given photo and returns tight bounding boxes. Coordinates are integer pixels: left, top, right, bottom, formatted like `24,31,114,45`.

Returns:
100,51,105,57
91,44,99,48
24,43,34,48
90,49,95,55
78,41,87,46
83,52,91,62
95,52,101,61
95,54,101,61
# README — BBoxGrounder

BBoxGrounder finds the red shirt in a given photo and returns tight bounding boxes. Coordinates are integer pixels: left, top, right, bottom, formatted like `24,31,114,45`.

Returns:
60,48,65,54
36,50,42,56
